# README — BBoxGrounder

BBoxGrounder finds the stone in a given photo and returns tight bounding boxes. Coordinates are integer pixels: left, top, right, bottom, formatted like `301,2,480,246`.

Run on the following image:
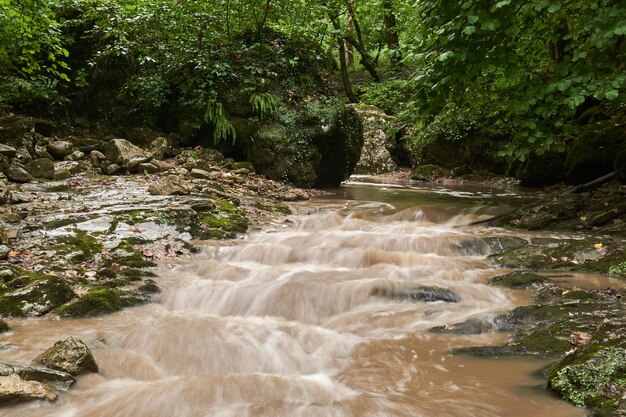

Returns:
89,150,106,167
0,320,9,333
67,137,105,153
46,141,75,160
64,150,85,161
149,137,171,160
515,150,565,187
14,148,32,164
370,286,460,303
34,144,54,160
135,162,160,174
33,337,99,376
0,269,14,281
104,139,152,169
26,158,55,179
150,159,175,171
5,163,32,183
410,164,449,181
0,144,16,158
54,161,86,180
348,104,399,175
0,374,57,404
0,245,9,260
488,271,552,288
564,119,625,184
190,168,212,179
148,176,191,196
0,277,76,318
0,362,74,390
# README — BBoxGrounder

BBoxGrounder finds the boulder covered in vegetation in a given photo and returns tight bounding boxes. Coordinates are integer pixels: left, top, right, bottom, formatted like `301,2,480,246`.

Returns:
564,118,625,184
348,104,399,175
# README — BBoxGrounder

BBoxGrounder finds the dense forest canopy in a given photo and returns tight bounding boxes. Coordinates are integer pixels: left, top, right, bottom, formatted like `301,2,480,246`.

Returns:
1,0,624,162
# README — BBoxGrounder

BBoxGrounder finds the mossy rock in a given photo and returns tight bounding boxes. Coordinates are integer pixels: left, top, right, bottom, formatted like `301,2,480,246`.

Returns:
564,118,626,184
53,287,141,318
429,317,495,335
253,202,292,215
548,323,626,415
55,231,103,261
0,320,10,333
515,150,565,187
0,277,76,318
410,164,449,181
489,271,552,288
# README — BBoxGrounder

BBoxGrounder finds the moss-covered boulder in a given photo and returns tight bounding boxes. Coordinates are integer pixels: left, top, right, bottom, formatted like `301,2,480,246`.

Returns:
564,118,626,184
33,337,98,376
548,323,626,416
0,277,76,318
26,158,55,180
53,287,141,318
230,100,362,188
348,104,399,175
515,150,566,186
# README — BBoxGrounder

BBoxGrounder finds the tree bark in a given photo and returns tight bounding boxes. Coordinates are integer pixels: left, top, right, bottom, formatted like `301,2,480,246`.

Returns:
382,0,401,64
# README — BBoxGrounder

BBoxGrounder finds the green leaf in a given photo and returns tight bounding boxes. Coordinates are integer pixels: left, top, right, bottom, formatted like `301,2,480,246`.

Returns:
467,15,479,24
463,26,476,35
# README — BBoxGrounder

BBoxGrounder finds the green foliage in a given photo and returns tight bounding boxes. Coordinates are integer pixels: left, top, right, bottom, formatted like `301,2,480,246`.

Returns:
608,261,626,276
205,100,236,144
250,93,280,119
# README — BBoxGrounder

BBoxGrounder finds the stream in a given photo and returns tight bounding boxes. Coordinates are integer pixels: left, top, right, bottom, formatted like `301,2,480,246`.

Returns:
0,181,587,417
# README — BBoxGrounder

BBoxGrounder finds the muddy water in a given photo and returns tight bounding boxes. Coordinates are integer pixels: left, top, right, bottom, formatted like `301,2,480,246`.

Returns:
0,183,587,417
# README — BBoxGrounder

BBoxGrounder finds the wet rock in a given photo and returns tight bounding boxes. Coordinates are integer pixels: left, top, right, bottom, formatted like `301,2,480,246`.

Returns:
148,176,191,195
105,139,152,170
53,287,141,318
0,144,16,158
0,374,57,404
14,148,32,164
89,150,106,167
101,161,122,175
26,158,55,180
0,362,74,390
488,271,552,288
149,137,171,160
547,323,626,414
5,163,32,183
47,141,75,160
64,150,85,161
349,104,398,175
0,277,76,318
33,337,98,376
0,321,9,333
429,317,495,335
371,286,460,303
54,161,87,180
410,164,449,181
279,190,309,201
233,161,255,173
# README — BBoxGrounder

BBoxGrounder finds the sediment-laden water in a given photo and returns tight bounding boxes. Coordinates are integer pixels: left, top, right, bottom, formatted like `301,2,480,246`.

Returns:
0,183,586,417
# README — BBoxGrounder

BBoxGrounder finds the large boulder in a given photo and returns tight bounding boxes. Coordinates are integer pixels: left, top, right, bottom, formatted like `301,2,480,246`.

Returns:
515,150,565,187
46,141,75,160
104,139,152,171
26,158,55,180
348,104,399,175
0,144,16,158
33,337,98,376
564,118,625,184
230,100,363,188
0,362,74,390
421,134,509,175
5,163,32,183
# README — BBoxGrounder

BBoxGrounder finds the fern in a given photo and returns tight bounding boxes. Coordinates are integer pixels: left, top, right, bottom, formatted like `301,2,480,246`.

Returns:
205,100,236,144
250,92,279,119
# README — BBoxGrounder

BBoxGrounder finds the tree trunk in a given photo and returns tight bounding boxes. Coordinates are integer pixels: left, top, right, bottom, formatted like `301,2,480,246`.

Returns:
382,0,401,64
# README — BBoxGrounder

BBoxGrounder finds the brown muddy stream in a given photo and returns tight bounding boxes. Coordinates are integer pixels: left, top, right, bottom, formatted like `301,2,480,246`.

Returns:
0,181,588,417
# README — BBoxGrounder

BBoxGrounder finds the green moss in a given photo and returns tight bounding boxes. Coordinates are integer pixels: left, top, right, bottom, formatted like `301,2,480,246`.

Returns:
53,287,141,318
119,268,156,280
550,347,626,408
520,324,572,355
43,216,90,230
56,231,103,261
0,276,76,318
97,268,116,279
489,271,551,288
45,184,73,192
253,202,292,215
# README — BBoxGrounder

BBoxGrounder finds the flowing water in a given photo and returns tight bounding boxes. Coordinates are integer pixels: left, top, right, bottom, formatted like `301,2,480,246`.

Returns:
0,182,589,417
